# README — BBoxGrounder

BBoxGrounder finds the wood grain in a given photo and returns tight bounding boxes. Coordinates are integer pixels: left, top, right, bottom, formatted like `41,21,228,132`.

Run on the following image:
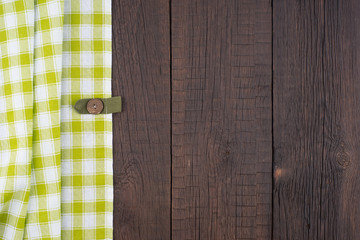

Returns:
171,0,272,239
273,0,360,239
112,0,171,239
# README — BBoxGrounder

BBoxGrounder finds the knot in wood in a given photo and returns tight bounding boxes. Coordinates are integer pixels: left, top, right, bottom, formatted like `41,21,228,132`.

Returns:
336,150,350,168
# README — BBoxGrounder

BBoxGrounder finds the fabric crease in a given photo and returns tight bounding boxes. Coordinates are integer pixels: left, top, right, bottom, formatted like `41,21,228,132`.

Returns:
0,0,113,239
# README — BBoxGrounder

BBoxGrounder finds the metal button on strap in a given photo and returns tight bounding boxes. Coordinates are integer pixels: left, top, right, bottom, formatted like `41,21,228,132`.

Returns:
73,96,122,114
87,98,104,114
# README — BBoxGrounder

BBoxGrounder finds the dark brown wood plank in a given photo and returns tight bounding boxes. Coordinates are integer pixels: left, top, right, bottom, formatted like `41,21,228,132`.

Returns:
273,0,360,239
171,0,272,239
112,0,171,239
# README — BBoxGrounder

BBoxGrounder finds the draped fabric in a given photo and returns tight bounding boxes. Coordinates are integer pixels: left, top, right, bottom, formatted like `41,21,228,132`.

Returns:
0,0,113,239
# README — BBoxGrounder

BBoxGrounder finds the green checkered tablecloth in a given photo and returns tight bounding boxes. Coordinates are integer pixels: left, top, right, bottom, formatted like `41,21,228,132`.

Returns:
0,0,113,239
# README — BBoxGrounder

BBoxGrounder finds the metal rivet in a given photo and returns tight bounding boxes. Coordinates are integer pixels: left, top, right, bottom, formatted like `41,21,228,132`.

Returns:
87,98,104,114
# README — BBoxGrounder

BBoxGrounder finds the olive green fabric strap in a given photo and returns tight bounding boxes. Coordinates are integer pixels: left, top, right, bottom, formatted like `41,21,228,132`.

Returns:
74,96,122,114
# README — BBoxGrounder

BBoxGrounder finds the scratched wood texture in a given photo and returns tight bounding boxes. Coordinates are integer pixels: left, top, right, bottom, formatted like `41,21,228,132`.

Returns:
171,0,272,239
273,0,360,239
112,0,171,239
112,0,360,239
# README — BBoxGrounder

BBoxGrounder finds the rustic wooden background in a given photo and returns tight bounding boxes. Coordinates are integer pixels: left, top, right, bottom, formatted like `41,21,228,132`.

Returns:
112,0,360,239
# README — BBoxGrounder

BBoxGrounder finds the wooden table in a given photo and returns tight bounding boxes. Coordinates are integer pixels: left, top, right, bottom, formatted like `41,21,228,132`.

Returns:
112,0,360,239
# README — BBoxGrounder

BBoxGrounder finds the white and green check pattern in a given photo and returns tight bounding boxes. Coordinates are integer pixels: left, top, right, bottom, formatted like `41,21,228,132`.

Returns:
0,0,34,239
0,0,113,239
60,0,113,239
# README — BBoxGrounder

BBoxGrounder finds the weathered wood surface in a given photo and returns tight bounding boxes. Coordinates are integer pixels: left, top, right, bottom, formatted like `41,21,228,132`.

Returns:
112,0,171,239
273,0,360,239
171,0,272,239
111,0,360,239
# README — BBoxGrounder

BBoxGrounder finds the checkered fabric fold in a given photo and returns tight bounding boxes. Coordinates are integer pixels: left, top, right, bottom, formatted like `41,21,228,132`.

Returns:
0,0,113,239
